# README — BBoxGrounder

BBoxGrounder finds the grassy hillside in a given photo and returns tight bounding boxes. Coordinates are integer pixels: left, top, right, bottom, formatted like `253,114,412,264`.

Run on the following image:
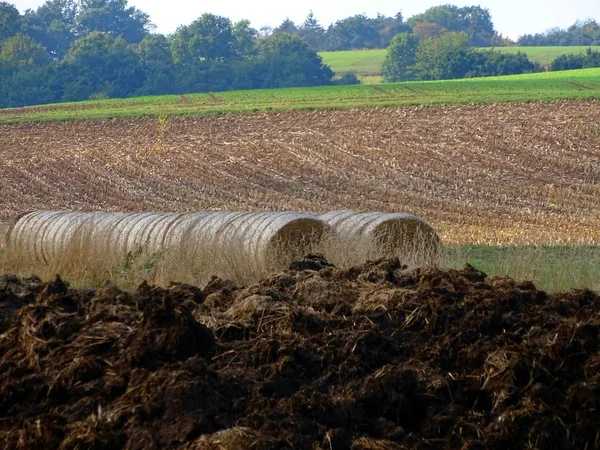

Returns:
319,49,387,75
1,68,599,124
320,46,600,83
494,46,600,66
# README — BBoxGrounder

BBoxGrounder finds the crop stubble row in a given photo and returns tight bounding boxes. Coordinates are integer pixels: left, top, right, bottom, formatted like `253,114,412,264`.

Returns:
1,100,599,245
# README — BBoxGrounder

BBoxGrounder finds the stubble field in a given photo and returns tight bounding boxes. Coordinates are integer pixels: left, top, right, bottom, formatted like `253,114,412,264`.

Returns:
1,99,599,247
2,100,600,449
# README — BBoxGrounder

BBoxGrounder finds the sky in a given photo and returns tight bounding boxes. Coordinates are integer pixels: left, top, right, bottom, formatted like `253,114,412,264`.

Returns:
9,0,600,40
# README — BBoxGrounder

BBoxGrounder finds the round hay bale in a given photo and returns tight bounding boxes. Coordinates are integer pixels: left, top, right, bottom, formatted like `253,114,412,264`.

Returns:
178,211,331,266
6,210,331,270
4,210,33,251
320,210,442,262
7,211,128,264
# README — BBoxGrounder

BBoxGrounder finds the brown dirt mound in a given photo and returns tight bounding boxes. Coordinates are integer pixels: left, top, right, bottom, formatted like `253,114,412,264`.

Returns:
1,257,599,449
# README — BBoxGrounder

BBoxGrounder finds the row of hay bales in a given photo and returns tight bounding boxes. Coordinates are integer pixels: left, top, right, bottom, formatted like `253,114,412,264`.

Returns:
5,210,442,269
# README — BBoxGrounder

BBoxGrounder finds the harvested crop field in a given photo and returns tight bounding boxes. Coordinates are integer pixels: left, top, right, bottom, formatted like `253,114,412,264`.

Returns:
1,100,600,245
1,256,599,449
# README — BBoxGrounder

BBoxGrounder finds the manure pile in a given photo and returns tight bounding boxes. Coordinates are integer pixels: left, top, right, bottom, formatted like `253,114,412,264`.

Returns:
1,256,599,449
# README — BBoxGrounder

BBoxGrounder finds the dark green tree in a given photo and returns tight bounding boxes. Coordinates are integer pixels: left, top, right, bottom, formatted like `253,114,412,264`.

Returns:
466,50,536,77
459,5,495,46
76,0,153,43
583,47,600,67
20,0,77,58
169,13,236,66
0,31,58,108
135,33,175,95
252,33,333,88
382,32,419,82
326,14,380,50
550,48,600,71
0,32,50,70
298,11,325,50
61,31,144,100
519,19,600,46
408,5,459,30
232,19,257,57
373,12,411,48
550,53,585,71
0,64,59,107
415,31,471,80
0,2,21,44
407,5,495,46
273,18,298,36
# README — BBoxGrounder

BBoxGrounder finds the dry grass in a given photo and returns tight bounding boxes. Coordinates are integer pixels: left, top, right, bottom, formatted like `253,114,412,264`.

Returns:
0,222,6,249
319,227,443,270
1,101,600,246
1,228,598,292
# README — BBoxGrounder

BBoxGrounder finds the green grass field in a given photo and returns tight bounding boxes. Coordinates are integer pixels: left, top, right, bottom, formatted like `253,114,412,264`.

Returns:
320,46,600,82
1,67,599,124
320,49,388,75
492,46,600,66
446,245,600,292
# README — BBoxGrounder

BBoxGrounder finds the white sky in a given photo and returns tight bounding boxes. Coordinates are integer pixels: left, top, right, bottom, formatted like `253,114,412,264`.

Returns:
10,0,600,40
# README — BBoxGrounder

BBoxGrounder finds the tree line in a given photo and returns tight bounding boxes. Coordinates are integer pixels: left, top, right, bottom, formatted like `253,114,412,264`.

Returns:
269,5,502,50
518,19,600,46
0,1,514,108
381,32,541,82
0,0,344,108
550,48,600,71
1,1,599,108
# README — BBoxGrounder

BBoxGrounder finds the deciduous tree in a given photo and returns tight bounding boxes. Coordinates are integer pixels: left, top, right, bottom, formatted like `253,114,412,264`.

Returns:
76,0,152,43
135,33,175,95
232,19,257,57
0,32,50,70
415,31,471,79
326,14,380,50
412,21,448,39
253,33,333,88
407,5,495,46
20,0,77,58
382,32,419,82
62,31,143,100
0,2,21,44
169,14,236,65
